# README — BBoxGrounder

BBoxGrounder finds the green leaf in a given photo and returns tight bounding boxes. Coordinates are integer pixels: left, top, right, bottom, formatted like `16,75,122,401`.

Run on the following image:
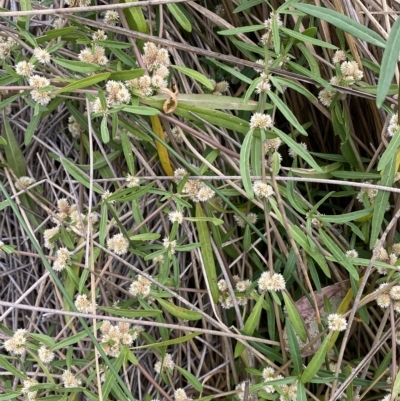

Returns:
53,58,102,73
98,307,162,318
376,17,400,107
29,333,56,348
281,26,338,49
370,156,396,248
167,3,192,32
101,116,110,143
106,182,154,202
108,69,145,81
377,125,400,171
175,366,204,392
130,233,161,241
121,105,160,115
3,116,26,177
171,65,214,90
185,216,224,226
297,381,307,401
52,329,93,351
318,208,373,224
274,77,318,102
285,319,303,374
269,92,308,136
55,72,111,94
0,354,25,379
24,112,41,146
273,127,322,172
319,229,359,280
282,292,307,343
61,158,103,194
102,346,126,400
234,293,264,357
195,203,219,302
294,3,386,48
157,298,202,320
0,392,20,401
218,25,265,35
206,58,253,84
240,131,254,199
301,333,332,383
134,332,201,349
233,0,264,13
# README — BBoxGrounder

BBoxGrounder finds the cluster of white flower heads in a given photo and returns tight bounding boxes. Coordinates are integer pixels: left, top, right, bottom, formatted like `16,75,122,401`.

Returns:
126,42,170,97
104,10,119,25
218,275,252,309
61,370,82,388
387,113,399,137
319,50,363,107
53,247,72,272
21,378,39,400
100,320,142,357
173,168,216,202
258,271,285,292
210,79,229,95
260,12,283,50
249,113,274,130
168,210,184,224
107,233,129,256
15,176,36,191
79,45,108,66
327,313,347,331
129,275,152,298
174,388,192,401
261,367,298,400
38,345,55,364
4,329,28,355
74,294,97,314
0,36,17,61
375,281,400,312
154,353,175,373
91,80,131,115
233,212,257,228
253,181,274,199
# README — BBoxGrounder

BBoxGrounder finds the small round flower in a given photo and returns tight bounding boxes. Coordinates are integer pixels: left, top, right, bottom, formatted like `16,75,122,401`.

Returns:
129,276,152,298
174,388,191,401
332,50,347,64
196,186,215,202
53,247,72,272
345,249,358,258
153,255,164,264
288,142,307,158
61,370,82,388
15,61,34,77
68,115,84,137
258,271,285,291
168,210,184,224
75,294,96,313
218,279,228,292
92,30,107,41
33,47,51,64
236,279,251,293
163,237,177,254
38,345,55,363
101,190,115,203
107,233,129,255
318,89,335,107
4,329,28,355
174,168,187,181
43,226,60,250
253,181,274,199
29,75,50,89
31,89,51,106
233,214,245,228
250,113,273,129
390,286,400,301
21,378,38,397
256,79,271,94
104,10,119,25
126,174,140,188
15,176,36,191
327,313,347,331
154,353,175,373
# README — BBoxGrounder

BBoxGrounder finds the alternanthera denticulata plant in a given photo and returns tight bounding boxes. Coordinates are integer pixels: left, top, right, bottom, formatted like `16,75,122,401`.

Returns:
3,0,400,400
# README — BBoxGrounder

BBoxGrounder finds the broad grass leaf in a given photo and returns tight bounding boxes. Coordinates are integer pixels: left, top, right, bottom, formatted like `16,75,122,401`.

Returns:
301,333,332,384
195,203,219,302
52,329,93,351
331,171,381,179
108,69,145,81
101,115,110,143
175,366,204,392
272,16,280,54
186,216,224,225
171,65,214,90
111,48,138,67
377,125,400,171
121,105,160,115
273,127,322,172
240,131,254,199
120,128,134,175
150,115,174,176
157,298,202,320
3,117,26,177
294,3,386,48
318,209,373,224
0,392,20,401
36,27,76,42
62,158,103,194
281,26,338,49
130,233,161,241
55,72,110,94
0,354,25,379
282,292,307,343
319,229,359,280
297,381,307,401
370,155,396,248
53,58,101,73
376,16,400,107
167,3,192,32
218,25,265,35
99,307,162,318
24,111,41,146
285,319,303,374
234,293,264,357
29,333,56,348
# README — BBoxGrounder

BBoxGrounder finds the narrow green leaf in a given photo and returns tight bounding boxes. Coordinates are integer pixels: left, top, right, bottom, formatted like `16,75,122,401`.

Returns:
297,381,307,401
240,131,254,199
55,72,110,94
53,58,102,73
370,156,396,248
157,298,202,320
121,105,160,115
167,3,192,32
0,354,25,379
195,203,219,302
186,216,224,225
269,92,308,136
99,307,162,318
130,233,160,241
102,346,126,400
281,26,338,49
3,116,26,177
294,3,386,48
233,0,264,13
319,229,359,280
106,182,154,202
273,127,322,172
377,125,400,171
218,25,265,35
108,69,145,81
176,366,204,392
285,319,303,374
134,332,201,349
377,17,400,107
234,293,264,357
274,77,318,102
0,391,20,401
301,333,332,383
52,329,93,351
171,65,214,90
24,112,41,146
29,333,56,348
207,58,253,84
282,292,307,343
